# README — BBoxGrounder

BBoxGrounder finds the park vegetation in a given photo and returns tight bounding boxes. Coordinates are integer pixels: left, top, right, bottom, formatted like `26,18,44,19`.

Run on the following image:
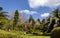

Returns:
0,7,60,38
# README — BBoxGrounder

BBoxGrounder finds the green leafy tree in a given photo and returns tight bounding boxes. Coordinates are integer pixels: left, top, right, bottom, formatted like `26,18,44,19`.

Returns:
0,7,8,29
47,19,55,33
47,8,60,33
13,10,19,30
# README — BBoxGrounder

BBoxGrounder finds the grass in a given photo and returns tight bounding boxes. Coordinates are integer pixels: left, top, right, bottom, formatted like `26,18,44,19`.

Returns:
21,35,50,38
0,30,20,38
20,34,50,38
0,30,50,38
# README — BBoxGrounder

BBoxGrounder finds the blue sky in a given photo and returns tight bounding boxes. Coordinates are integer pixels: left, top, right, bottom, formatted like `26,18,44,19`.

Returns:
0,0,60,20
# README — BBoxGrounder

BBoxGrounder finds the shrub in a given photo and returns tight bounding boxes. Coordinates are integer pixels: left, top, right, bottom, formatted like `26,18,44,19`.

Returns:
42,33,51,36
32,30,43,36
51,27,60,38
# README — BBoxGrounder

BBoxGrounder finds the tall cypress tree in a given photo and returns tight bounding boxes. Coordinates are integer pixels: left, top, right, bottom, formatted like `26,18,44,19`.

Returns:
13,10,19,30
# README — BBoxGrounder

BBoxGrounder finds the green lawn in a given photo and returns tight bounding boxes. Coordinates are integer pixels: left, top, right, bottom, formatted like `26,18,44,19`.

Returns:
21,34,50,38
21,35,50,38
0,30,50,38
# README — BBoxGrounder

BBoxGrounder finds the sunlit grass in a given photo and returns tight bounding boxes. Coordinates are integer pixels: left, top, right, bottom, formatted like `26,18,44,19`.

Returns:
0,30,50,38
21,35,50,38
0,30,20,38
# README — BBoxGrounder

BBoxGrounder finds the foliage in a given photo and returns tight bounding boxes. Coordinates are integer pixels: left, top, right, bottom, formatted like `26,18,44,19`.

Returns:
51,8,59,18
34,24,43,30
47,19,55,33
0,7,60,37
42,19,46,25
0,7,3,11
51,27,60,38
17,24,24,31
29,15,35,26
43,8,60,33
47,8,60,33
13,10,19,30
33,30,43,36
26,25,33,34
0,7,8,30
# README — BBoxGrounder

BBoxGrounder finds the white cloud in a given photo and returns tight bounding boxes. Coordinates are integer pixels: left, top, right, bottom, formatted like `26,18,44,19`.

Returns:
41,13,50,17
20,10,37,14
28,0,60,8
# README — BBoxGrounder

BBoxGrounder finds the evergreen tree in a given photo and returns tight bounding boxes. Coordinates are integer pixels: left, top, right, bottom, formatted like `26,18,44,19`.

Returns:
13,10,19,30
42,19,46,25
51,8,59,18
29,15,35,26
37,19,41,24
0,7,3,11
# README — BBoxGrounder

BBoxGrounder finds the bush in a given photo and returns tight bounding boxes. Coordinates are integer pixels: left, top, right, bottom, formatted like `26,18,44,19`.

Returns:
32,30,43,36
42,33,51,36
51,27,60,38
